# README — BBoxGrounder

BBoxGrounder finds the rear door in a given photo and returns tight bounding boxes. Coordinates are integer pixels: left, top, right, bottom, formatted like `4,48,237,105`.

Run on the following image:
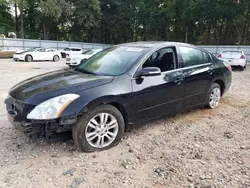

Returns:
179,46,214,109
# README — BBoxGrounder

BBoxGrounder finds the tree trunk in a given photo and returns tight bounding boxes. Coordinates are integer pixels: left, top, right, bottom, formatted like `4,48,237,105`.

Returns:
14,0,18,36
43,22,48,40
185,26,188,43
20,0,24,39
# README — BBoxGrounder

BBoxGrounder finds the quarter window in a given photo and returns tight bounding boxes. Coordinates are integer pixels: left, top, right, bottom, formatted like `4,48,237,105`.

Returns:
203,52,211,63
180,47,204,67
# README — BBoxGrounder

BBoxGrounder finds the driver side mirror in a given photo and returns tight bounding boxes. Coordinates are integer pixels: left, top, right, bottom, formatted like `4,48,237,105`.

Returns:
136,67,161,77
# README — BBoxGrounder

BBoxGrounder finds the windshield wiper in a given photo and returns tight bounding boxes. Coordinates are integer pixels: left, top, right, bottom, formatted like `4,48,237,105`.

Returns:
74,67,96,75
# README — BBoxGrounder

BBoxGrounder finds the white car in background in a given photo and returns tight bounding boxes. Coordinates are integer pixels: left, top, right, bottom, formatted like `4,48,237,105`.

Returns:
66,49,103,67
13,47,61,62
217,50,247,71
60,47,84,58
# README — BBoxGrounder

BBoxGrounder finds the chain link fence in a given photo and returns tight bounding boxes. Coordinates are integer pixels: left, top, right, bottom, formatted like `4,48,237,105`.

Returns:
1,38,250,61
0,38,111,51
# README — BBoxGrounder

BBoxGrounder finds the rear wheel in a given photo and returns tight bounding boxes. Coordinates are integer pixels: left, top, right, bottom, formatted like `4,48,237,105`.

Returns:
206,83,221,109
72,105,125,152
53,55,59,62
25,55,32,62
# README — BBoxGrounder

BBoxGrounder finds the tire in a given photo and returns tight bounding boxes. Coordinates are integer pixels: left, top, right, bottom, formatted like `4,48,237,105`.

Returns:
25,55,32,62
72,104,125,152
240,66,244,71
206,83,221,109
53,55,59,62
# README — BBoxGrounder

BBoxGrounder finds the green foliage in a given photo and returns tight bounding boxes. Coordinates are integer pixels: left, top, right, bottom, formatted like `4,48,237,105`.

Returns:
1,0,250,44
0,1,15,35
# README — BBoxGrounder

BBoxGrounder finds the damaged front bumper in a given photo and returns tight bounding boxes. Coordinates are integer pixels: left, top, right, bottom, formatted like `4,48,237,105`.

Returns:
7,112,77,142
5,96,77,142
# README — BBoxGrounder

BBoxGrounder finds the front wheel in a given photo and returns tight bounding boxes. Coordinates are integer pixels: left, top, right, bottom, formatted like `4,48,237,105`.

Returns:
206,83,221,109
72,105,125,152
25,55,32,62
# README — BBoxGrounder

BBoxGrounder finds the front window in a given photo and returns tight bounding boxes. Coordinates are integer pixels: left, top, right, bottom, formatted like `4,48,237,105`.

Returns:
36,48,45,52
142,47,177,72
76,46,149,76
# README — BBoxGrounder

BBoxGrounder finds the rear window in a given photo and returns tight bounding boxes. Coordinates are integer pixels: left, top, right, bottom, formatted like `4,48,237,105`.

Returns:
221,51,242,59
222,51,242,55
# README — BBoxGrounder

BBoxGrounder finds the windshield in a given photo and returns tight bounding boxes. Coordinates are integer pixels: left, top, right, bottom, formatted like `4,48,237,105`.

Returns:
76,46,149,76
23,47,39,53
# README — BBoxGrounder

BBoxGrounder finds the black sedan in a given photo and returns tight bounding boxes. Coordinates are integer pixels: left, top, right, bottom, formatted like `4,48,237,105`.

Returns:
5,42,232,152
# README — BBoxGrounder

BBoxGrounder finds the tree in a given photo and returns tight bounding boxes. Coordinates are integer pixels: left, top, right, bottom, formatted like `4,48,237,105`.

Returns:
70,0,100,41
0,0,15,36
39,0,72,39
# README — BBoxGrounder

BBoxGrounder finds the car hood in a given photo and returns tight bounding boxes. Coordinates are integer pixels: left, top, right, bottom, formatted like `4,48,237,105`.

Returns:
9,69,113,105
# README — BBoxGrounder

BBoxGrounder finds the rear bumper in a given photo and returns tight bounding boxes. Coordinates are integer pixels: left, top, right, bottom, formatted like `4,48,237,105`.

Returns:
222,59,246,67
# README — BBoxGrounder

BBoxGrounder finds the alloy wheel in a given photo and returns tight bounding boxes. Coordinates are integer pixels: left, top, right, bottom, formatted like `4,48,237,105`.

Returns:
85,113,119,148
209,87,221,109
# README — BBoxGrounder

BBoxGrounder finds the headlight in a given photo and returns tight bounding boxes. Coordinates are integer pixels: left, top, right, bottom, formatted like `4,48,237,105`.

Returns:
27,94,80,120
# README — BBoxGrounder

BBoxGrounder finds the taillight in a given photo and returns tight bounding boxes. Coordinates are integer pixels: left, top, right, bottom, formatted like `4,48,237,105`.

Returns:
240,54,246,59
217,54,222,58
223,62,231,71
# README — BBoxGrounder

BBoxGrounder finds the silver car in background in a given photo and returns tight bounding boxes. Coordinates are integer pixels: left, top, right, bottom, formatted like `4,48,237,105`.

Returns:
217,50,247,71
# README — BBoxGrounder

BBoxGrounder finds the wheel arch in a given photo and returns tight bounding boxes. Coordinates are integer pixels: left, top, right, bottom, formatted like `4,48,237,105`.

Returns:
107,102,128,126
62,96,129,127
213,79,225,96
25,54,33,59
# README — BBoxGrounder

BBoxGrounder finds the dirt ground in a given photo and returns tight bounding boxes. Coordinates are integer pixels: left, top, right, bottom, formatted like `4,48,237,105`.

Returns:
0,59,250,188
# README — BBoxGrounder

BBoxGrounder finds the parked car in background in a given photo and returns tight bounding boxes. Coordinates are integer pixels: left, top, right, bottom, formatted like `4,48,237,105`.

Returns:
60,47,83,58
13,47,61,62
217,50,247,71
0,47,17,58
66,49,103,67
5,41,232,152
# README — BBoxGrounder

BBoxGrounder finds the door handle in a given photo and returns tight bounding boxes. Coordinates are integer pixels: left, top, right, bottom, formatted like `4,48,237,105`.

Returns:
207,68,214,75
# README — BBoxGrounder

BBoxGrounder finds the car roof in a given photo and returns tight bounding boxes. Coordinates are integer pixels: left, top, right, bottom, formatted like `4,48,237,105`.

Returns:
117,41,195,49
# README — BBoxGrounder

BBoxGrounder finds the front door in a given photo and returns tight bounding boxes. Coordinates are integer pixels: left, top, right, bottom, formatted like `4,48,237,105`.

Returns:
33,48,46,60
129,47,185,123
179,46,214,109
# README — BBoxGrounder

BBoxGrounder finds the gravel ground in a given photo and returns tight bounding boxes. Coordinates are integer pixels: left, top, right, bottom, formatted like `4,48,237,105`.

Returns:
0,59,250,188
